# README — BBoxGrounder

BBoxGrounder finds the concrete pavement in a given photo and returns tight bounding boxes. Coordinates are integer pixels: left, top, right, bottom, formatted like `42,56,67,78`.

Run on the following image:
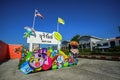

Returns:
0,58,120,80
79,55,120,61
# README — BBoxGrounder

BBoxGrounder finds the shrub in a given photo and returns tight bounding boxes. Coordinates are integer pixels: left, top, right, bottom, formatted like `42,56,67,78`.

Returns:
109,46,120,52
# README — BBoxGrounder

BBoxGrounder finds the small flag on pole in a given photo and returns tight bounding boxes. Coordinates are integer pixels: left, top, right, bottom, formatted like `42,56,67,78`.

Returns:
58,17,65,25
35,9,44,19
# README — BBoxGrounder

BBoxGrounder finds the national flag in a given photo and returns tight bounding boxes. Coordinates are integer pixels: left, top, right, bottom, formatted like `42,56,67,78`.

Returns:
35,9,44,19
58,17,65,25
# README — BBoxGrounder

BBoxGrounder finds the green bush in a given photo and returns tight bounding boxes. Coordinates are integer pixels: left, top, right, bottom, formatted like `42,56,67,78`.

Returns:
60,48,69,55
79,47,120,56
61,46,120,56
79,48,91,52
79,48,91,55
109,46,120,52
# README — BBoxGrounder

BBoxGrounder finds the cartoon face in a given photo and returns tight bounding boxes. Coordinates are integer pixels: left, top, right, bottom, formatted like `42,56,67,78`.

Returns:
57,55,64,64
29,53,44,69
70,48,78,54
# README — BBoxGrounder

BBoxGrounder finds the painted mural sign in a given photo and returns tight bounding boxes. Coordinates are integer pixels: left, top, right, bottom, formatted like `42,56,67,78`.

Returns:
20,46,79,74
27,31,60,44
20,11,79,74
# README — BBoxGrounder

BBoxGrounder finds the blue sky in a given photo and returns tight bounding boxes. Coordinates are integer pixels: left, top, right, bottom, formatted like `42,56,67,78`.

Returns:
0,0,120,44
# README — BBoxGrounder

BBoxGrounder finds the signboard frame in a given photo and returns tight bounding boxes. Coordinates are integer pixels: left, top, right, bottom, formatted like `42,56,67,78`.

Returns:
27,31,60,51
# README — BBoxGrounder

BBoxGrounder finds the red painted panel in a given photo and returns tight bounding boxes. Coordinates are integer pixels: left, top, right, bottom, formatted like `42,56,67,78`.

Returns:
0,41,8,62
9,44,22,59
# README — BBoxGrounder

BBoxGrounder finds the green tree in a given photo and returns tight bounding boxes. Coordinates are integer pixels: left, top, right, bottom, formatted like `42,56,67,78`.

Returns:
71,34,80,43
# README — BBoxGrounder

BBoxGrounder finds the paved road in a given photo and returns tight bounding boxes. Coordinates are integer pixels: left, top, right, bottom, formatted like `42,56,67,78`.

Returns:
0,58,120,80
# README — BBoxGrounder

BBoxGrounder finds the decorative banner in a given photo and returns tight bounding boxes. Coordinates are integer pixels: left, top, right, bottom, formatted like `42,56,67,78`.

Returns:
53,32,62,41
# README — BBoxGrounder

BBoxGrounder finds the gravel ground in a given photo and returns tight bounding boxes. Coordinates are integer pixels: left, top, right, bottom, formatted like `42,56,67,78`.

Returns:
0,58,120,80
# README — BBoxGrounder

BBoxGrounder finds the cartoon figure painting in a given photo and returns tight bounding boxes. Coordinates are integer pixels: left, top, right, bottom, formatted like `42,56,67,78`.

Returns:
29,53,44,70
20,45,79,74
29,48,52,71
69,41,79,65
57,54,64,69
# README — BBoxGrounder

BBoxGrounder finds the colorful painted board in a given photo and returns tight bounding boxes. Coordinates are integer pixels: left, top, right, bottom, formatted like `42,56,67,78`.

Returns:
53,32,62,41
25,52,32,61
20,61,33,74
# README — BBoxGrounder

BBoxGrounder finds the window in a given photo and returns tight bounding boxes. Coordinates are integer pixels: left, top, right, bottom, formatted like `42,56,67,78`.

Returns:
103,42,108,46
97,44,102,47
110,41,115,47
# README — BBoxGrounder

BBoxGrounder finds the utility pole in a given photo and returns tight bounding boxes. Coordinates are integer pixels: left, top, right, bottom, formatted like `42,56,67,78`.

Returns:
118,26,120,32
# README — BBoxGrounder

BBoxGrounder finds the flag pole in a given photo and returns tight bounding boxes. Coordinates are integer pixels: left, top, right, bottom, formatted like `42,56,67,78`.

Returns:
57,20,60,50
32,9,36,29
57,22,59,32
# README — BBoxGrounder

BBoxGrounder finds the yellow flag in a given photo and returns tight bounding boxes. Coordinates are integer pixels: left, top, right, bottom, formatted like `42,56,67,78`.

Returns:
58,17,65,25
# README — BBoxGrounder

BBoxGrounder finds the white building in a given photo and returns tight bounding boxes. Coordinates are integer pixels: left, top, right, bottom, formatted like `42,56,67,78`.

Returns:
61,35,120,52
79,35,102,51
96,37,120,52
